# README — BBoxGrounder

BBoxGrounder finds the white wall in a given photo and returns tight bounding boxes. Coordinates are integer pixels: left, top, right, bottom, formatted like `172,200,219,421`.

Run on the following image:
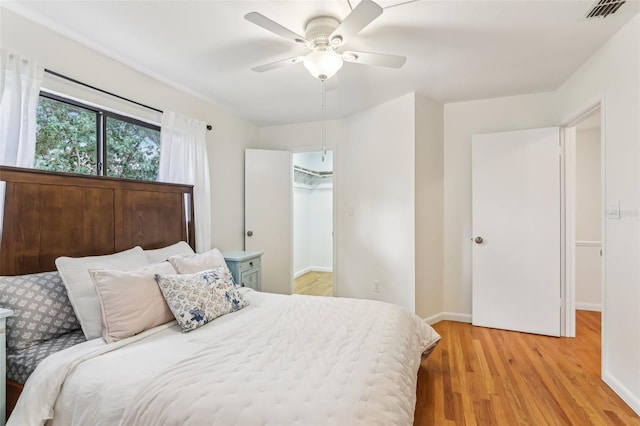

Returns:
293,187,312,275
308,187,333,271
575,127,602,311
415,94,444,319
339,93,415,311
576,129,602,241
442,92,558,318
294,150,333,173
0,8,259,252
293,185,333,276
260,119,346,152
555,14,640,415
575,245,602,310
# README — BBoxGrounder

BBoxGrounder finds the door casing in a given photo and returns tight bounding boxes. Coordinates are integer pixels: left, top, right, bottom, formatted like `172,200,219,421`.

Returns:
560,96,606,343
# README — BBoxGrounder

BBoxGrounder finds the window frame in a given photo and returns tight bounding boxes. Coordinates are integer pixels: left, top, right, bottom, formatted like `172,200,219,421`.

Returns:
38,91,161,179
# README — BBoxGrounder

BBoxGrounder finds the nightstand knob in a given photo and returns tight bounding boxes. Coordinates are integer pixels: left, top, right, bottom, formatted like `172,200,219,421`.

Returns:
247,230,253,237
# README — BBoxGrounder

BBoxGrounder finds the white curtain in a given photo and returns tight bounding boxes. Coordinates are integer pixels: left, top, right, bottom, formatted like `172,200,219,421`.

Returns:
158,111,212,252
0,50,44,239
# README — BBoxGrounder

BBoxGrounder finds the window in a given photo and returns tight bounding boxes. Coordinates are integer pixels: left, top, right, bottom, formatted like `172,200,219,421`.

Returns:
35,95,98,175
35,93,160,181
105,115,160,181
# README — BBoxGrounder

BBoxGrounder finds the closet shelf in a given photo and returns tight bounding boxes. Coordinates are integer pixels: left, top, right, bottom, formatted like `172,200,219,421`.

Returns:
294,165,333,188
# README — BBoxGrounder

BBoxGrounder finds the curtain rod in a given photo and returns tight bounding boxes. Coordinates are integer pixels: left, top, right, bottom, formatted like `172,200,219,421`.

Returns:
44,68,213,131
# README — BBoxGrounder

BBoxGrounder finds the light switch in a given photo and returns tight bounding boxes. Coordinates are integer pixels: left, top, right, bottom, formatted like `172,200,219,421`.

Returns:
607,200,620,220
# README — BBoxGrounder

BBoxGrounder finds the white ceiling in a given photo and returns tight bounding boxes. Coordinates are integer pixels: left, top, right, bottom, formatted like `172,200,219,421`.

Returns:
4,0,639,126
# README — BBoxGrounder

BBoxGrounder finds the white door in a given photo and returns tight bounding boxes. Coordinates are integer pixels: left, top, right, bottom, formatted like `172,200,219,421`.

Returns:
472,127,561,336
245,149,292,294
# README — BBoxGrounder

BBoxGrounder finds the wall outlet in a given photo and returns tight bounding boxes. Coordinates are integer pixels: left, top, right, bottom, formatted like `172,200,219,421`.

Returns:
373,280,380,293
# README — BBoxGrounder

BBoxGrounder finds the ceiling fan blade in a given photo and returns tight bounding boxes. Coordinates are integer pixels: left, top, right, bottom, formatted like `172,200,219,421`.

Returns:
251,56,304,73
342,51,406,68
329,0,383,47
245,12,309,46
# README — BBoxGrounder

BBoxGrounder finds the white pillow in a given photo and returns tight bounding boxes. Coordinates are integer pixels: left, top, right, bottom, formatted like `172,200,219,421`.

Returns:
144,241,195,264
168,248,228,274
90,262,177,343
55,246,149,340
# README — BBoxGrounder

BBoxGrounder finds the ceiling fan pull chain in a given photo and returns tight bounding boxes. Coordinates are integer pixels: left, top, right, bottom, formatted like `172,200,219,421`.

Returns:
322,80,327,162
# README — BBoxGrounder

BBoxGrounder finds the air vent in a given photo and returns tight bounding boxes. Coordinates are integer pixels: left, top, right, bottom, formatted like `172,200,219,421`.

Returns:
585,0,626,18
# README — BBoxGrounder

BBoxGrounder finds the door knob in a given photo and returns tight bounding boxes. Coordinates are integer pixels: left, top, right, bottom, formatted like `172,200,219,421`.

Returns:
474,236,484,244
247,230,253,237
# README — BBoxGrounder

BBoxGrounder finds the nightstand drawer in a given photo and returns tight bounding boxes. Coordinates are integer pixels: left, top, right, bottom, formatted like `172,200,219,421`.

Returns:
240,268,260,291
238,257,260,273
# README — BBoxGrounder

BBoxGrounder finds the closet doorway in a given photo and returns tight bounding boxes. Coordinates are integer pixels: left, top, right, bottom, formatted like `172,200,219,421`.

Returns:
573,108,602,315
292,150,334,297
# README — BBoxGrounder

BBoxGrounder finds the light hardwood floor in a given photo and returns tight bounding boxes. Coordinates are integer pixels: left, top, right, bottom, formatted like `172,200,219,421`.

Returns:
294,271,332,296
414,311,640,425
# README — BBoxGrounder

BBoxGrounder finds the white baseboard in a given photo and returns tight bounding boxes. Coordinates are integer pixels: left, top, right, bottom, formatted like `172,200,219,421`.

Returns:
294,267,333,278
423,312,472,325
444,312,472,323
294,268,311,278
603,371,640,416
423,313,444,325
576,302,602,312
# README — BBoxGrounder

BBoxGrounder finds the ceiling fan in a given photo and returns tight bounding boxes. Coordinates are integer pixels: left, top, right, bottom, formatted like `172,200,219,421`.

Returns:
245,0,406,81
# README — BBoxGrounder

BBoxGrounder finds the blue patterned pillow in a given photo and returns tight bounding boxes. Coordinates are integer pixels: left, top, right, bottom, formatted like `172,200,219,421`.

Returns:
155,266,248,332
0,272,81,353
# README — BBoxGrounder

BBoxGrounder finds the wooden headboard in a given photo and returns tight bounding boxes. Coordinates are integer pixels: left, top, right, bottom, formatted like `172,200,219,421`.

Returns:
0,166,195,276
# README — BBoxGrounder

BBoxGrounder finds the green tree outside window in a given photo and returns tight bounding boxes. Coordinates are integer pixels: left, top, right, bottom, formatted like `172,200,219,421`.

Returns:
35,94,160,181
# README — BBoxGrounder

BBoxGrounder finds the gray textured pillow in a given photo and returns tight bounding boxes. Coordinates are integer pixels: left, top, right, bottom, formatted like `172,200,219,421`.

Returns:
155,266,248,332
0,271,81,353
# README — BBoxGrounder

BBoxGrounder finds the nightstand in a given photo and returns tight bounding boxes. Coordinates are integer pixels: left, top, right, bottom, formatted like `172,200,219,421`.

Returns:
224,251,263,291
0,308,13,425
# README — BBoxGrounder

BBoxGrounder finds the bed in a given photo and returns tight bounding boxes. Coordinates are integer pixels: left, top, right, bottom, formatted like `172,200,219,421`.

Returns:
0,166,440,425
0,165,196,414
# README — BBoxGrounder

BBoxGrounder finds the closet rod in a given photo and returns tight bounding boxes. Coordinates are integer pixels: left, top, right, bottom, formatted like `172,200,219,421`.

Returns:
44,68,213,131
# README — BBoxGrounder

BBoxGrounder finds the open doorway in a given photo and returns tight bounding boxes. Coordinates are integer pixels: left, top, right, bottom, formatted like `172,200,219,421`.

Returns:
571,108,603,343
292,150,333,296
574,108,602,315
564,104,603,339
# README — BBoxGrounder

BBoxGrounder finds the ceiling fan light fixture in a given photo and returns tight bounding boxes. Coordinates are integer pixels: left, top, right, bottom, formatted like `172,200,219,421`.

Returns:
303,50,343,80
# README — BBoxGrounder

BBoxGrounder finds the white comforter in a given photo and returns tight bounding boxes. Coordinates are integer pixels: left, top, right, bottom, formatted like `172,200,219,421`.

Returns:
9,290,440,426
